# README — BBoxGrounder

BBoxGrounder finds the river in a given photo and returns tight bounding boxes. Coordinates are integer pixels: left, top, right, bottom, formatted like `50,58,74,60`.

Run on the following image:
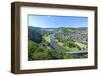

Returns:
50,33,88,55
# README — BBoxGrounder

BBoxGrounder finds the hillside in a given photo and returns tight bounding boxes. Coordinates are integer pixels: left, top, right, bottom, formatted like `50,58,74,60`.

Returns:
28,26,88,60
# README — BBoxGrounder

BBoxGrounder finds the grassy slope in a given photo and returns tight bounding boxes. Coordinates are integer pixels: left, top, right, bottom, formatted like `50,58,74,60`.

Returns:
43,35,50,43
55,38,85,51
75,42,87,48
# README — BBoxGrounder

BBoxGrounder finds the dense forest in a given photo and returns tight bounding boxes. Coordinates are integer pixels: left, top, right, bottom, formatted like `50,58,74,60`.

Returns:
28,26,88,60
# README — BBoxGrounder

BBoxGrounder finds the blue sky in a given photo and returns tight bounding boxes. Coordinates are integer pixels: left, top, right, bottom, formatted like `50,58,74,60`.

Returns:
28,15,88,28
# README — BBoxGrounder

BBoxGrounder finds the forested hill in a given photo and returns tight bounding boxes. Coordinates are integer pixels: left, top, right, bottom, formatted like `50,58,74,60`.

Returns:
28,26,43,43
57,27,87,33
28,26,56,43
28,26,87,43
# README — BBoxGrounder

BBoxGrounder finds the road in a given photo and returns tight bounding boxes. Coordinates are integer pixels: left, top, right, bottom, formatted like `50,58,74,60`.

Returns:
50,33,88,55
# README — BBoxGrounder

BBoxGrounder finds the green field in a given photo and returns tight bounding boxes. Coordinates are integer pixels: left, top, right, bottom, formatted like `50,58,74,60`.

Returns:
75,42,87,48
55,38,86,51
43,35,50,43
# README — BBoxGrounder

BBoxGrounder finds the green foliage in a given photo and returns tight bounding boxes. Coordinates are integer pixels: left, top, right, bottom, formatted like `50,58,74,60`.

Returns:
66,41,81,50
28,40,49,60
55,38,81,51
28,26,88,60
63,54,74,59
28,40,76,60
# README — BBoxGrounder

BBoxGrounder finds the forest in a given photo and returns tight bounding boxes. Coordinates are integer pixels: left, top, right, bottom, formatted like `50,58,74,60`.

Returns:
28,26,88,60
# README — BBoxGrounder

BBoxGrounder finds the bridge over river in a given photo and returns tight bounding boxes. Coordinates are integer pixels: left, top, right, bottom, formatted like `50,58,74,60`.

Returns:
50,33,88,55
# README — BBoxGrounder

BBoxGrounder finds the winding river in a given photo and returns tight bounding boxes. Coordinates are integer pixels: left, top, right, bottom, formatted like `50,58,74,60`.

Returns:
50,33,88,55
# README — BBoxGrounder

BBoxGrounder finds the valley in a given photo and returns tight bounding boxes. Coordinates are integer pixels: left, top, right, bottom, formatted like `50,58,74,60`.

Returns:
28,26,88,60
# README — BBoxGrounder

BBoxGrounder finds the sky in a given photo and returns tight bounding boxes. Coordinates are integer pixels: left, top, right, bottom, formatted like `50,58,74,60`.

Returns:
28,15,88,28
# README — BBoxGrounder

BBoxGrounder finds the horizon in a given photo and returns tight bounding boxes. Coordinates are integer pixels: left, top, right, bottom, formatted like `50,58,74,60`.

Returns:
29,25,87,29
28,15,88,28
